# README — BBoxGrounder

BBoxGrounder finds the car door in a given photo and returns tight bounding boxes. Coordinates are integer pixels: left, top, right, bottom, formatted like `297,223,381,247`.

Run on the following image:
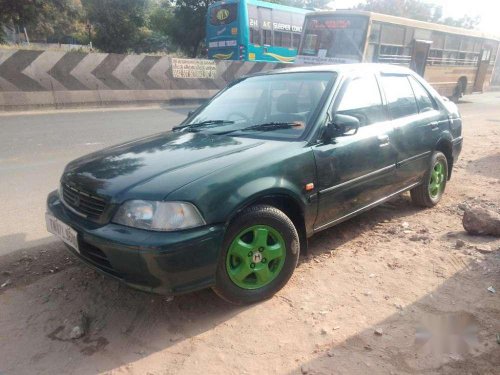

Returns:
312,73,398,231
380,74,444,189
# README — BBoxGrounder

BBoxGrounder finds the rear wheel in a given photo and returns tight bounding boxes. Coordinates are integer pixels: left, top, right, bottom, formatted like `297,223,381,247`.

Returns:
213,205,300,305
411,152,448,207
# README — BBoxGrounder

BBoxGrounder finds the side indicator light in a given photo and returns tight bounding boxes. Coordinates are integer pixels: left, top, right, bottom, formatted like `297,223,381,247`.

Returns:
305,183,315,191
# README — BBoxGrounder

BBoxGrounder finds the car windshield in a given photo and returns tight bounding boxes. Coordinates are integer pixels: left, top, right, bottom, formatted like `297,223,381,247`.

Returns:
185,72,336,140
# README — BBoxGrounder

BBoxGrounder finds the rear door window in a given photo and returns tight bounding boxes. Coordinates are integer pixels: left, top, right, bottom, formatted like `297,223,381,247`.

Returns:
408,76,436,113
381,76,419,119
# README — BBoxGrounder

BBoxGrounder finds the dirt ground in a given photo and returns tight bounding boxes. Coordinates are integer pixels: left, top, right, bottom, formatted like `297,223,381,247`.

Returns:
0,94,499,375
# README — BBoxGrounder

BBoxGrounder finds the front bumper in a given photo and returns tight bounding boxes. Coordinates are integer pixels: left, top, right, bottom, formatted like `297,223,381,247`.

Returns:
47,191,225,295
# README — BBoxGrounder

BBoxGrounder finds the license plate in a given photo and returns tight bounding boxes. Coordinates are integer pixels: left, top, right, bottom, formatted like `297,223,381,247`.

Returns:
46,213,79,253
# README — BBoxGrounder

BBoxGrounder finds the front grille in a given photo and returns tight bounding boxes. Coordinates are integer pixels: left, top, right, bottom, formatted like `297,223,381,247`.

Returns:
62,183,107,220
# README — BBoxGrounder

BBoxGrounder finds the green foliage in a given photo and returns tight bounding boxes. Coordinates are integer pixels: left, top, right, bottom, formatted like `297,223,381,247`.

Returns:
81,0,150,53
264,0,330,9
166,0,216,57
356,0,480,29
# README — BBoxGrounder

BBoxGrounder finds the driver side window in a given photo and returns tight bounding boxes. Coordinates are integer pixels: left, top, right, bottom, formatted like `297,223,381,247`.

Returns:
336,75,386,126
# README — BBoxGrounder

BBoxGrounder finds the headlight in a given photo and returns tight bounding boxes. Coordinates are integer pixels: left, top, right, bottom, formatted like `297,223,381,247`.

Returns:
112,200,205,231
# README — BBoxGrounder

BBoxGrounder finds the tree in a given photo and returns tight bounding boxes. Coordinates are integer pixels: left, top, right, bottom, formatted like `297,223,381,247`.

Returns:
1,0,86,44
165,0,216,57
25,0,85,43
265,0,331,8
81,0,150,53
356,0,480,29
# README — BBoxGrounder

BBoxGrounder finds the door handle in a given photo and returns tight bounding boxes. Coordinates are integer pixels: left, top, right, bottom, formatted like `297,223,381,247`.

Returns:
430,121,439,131
378,134,390,147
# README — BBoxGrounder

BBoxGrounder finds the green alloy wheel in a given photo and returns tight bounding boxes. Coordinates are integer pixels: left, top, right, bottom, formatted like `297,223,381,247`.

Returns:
429,160,446,198
226,225,286,289
411,151,448,207
213,205,300,305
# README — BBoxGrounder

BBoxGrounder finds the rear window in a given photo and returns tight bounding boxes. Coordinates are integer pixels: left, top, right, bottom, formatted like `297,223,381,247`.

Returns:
209,3,238,26
381,76,418,119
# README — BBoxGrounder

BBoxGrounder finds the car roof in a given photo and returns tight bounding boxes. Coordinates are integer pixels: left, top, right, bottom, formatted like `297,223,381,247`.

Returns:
256,63,414,77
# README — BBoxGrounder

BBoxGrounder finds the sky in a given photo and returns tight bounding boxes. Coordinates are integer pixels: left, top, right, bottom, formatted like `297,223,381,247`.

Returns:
329,0,500,35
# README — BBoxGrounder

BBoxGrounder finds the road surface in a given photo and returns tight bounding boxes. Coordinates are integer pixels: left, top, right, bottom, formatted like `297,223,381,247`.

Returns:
0,105,195,256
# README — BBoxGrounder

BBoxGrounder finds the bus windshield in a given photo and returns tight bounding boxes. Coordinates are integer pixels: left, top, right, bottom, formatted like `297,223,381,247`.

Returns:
299,15,369,63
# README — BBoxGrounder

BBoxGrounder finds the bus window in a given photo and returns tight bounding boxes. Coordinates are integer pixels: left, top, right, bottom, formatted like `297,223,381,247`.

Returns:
259,7,273,45
248,5,261,45
209,3,238,26
292,34,301,49
299,15,369,62
275,31,292,47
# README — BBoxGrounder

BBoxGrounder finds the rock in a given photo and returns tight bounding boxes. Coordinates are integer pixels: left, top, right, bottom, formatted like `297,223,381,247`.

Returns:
327,350,335,357
70,326,85,340
320,328,328,335
1,279,12,288
487,286,496,294
401,222,410,229
55,311,88,340
374,328,383,336
301,365,310,374
475,245,492,253
455,239,466,248
463,206,500,236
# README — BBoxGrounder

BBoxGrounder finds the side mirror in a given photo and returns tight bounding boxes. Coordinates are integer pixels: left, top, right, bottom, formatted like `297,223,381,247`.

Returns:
324,114,360,140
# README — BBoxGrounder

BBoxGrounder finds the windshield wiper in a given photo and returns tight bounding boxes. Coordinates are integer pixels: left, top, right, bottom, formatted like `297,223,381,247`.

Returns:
214,122,303,135
172,120,235,131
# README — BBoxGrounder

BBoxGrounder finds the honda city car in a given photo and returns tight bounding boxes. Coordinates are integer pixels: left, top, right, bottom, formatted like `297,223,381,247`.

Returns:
46,64,463,304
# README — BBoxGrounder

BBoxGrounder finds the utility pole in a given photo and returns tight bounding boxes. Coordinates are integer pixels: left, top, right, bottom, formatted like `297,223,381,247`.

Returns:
86,21,92,49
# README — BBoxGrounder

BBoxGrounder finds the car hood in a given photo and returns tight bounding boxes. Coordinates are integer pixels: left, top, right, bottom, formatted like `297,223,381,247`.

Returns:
62,131,267,201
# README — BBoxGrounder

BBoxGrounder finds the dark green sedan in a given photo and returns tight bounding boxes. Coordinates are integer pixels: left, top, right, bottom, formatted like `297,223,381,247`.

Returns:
46,64,463,304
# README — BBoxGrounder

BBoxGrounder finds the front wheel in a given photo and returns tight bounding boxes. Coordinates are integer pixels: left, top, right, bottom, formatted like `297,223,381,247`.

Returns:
411,151,448,207
213,205,300,305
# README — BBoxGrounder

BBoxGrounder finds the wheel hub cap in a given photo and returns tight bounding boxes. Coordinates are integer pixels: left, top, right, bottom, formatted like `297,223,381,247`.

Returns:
226,225,286,290
252,252,263,264
429,160,446,198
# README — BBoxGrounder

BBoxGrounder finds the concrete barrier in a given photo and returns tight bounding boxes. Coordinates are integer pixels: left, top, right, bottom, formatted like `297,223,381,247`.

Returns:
0,49,284,110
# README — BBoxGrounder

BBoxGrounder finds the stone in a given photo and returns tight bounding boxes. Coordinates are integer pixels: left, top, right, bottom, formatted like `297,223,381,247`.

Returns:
374,328,384,336
455,239,466,248
301,365,310,374
475,245,492,253
327,350,335,357
463,206,500,236
70,326,85,340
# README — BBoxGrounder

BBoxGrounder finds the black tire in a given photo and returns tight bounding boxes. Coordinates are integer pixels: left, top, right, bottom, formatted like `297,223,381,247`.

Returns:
411,151,448,208
213,205,300,305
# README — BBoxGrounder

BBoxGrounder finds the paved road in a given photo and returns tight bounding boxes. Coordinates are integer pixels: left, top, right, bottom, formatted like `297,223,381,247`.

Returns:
0,105,195,256
0,92,499,257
